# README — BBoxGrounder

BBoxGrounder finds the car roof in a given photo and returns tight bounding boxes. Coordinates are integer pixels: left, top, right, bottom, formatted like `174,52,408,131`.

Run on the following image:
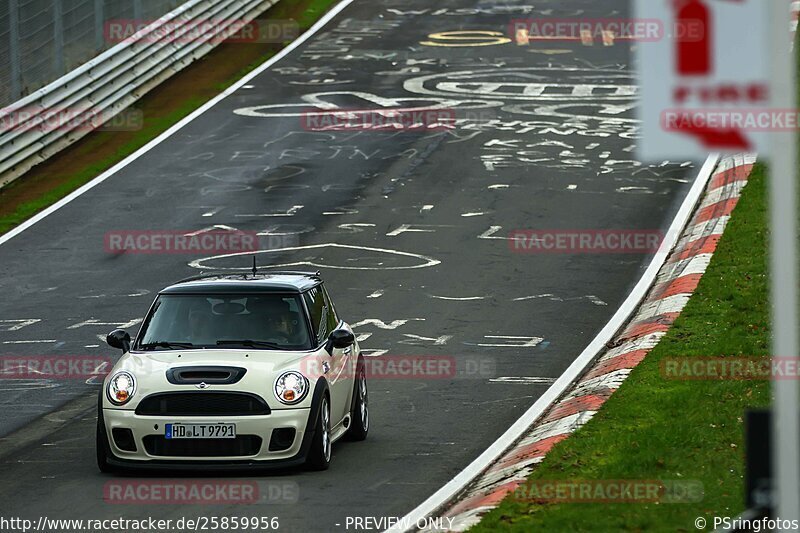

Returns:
160,272,322,295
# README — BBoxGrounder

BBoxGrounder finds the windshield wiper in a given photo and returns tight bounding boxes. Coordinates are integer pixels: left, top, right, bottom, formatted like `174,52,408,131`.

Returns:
139,341,195,350
216,340,283,349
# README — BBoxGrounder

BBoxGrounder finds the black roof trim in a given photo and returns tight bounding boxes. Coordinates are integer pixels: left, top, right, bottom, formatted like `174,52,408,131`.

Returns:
160,271,323,295
175,269,321,285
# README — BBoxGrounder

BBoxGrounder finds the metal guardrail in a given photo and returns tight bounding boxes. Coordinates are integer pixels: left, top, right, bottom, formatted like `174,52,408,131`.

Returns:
1,0,187,108
0,0,280,189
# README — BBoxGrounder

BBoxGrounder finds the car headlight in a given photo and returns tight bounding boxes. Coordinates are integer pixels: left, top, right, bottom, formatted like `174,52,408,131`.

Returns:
274,371,308,405
107,371,136,405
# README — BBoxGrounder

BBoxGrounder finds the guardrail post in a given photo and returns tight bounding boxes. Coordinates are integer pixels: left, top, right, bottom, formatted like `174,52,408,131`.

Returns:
52,0,65,75
94,0,104,51
8,0,21,100
768,2,800,526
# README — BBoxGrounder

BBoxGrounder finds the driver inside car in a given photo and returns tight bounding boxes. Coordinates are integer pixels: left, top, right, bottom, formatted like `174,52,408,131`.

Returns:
186,305,213,345
246,298,303,345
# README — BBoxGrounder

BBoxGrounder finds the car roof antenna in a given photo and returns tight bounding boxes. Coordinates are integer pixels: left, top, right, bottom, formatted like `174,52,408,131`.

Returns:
252,255,258,278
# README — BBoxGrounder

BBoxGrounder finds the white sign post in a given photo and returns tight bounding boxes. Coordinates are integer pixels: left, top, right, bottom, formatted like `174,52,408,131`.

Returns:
637,0,772,159
767,2,800,528
637,0,799,524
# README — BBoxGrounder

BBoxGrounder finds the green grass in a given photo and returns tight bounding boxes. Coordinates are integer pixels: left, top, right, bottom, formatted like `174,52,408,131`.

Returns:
212,0,337,91
472,166,771,532
0,0,338,236
290,0,335,28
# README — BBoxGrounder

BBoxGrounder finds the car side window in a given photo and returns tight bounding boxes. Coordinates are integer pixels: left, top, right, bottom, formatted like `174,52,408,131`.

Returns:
323,285,340,332
303,287,327,345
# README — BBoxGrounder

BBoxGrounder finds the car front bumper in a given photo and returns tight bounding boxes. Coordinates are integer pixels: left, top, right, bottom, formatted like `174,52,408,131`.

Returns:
102,407,314,469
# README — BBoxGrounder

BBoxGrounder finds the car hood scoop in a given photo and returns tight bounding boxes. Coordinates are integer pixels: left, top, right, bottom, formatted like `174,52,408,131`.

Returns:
166,366,247,385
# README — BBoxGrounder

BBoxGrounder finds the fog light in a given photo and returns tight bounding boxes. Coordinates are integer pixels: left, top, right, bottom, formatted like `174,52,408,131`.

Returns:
269,428,296,451
112,428,137,452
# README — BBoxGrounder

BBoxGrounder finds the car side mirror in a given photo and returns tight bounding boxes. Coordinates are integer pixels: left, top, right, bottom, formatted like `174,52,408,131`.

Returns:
107,329,131,353
325,329,355,354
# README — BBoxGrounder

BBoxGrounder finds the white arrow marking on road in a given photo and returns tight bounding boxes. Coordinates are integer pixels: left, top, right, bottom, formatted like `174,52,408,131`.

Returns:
489,377,557,384
351,318,425,330
337,223,375,234
236,206,304,217
0,319,41,332
68,319,143,330
1,340,56,344
323,208,359,216
478,226,516,241
429,295,486,301
258,224,315,236
399,334,453,346
361,349,389,358
387,224,437,237
184,225,239,237
475,336,544,348
513,294,608,306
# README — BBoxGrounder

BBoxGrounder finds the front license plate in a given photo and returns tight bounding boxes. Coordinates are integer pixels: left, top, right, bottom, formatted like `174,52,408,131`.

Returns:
165,423,236,439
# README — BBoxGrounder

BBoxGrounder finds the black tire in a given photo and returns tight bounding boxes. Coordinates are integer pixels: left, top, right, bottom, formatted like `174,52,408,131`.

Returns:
96,393,114,474
345,360,368,441
306,395,331,471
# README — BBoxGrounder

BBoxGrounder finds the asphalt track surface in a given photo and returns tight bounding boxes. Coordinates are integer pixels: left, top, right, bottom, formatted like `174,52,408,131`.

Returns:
0,0,699,531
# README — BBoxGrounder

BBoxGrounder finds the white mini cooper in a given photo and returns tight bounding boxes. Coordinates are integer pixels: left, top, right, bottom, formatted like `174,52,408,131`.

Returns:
97,271,368,472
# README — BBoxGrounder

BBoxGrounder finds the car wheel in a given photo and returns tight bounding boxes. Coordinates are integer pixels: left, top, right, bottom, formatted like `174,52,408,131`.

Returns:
306,395,332,471
96,393,114,474
345,361,368,441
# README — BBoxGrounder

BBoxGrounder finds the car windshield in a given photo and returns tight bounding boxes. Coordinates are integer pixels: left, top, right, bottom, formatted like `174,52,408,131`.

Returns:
135,294,312,351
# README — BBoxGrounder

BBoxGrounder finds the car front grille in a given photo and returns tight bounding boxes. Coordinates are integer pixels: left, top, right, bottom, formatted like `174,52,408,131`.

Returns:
143,435,262,457
135,392,271,416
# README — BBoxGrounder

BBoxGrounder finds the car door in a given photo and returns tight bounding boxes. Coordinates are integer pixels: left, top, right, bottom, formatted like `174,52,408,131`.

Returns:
322,284,355,422
303,286,351,425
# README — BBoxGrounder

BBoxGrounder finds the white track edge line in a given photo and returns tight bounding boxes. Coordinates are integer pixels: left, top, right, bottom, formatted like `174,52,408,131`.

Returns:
386,152,722,533
0,0,355,247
